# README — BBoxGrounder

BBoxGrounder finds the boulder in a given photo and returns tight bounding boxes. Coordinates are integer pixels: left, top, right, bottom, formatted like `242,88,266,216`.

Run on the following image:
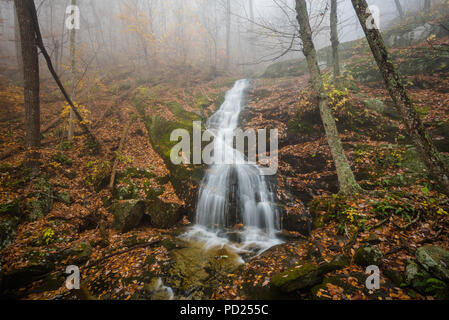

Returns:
69,241,93,265
353,245,383,267
56,191,72,205
2,261,55,290
0,215,20,250
25,178,54,222
282,208,312,236
0,199,21,250
405,259,448,299
111,199,146,233
364,99,385,114
416,245,449,281
270,254,350,293
144,199,181,229
405,260,425,286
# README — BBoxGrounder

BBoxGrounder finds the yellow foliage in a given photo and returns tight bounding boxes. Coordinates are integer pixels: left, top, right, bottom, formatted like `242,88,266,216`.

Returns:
61,101,92,127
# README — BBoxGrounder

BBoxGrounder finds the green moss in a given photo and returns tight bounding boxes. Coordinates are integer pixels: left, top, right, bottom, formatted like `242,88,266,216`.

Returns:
271,262,318,288
85,160,111,192
53,152,73,166
25,178,54,222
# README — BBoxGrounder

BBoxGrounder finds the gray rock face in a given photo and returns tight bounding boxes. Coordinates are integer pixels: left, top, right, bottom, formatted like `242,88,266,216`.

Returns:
353,245,383,267
416,245,449,281
112,199,146,233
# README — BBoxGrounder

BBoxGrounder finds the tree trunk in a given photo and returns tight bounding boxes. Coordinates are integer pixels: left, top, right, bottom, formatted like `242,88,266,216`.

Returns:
225,0,231,70
394,0,404,18
330,0,340,81
68,0,77,142
295,0,362,196
352,0,449,197
14,0,40,149
424,0,431,13
14,1,23,82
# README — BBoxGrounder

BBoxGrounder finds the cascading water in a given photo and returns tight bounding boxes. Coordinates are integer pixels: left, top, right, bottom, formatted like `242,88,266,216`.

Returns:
184,79,282,255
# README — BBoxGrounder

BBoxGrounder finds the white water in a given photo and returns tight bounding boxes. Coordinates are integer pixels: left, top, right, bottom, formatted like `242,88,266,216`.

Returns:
184,79,282,255
154,278,174,300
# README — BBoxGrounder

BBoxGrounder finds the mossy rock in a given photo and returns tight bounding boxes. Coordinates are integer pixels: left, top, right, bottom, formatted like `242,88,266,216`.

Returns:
160,239,177,251
402,146,427,174
56,191,72,205
405,259,449,299
25,178,54,222
353,245,383,267
0,215,20,250
270,254,350,293
416,246,449,281
2,260,55,290
262,59,308,78
432,122,449,153
29,273,65,294
111,200,146,233
363,98,386,114
144,199,181,229
85,160,112,192
383,268,404,287
139,102,204,211
311,274,364,300
69,241,93,265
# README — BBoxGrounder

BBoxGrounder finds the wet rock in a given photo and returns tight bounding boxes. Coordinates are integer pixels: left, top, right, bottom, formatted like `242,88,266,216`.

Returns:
282,208,312,236
353,245,383,267
160,239,177,251
144,278,174,300
416,245,449,281
144,199,181,229
166,242,241,298
111,199,145,233
270,254,350,292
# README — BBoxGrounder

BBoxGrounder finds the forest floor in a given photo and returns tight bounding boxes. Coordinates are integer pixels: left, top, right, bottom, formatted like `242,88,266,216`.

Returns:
1,49,449,300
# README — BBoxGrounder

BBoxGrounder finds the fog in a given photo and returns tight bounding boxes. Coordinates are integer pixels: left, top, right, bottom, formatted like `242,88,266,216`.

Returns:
0,0,434,79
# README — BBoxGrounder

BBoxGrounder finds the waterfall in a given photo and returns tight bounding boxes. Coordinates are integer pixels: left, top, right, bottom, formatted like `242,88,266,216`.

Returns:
185,79,282,254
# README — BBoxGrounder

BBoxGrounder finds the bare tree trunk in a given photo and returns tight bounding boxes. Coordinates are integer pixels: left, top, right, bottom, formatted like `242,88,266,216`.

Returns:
225,0,231,70
68,0,77,142
25,0,99,147
14,1,23,82
352,0,449,197
295,0,362,196
14,0,40,150
394,0,404,18
424,0,431,13
330,0,340,81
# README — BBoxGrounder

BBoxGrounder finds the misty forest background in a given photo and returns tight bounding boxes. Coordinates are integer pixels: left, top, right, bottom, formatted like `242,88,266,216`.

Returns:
1,0,449,300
